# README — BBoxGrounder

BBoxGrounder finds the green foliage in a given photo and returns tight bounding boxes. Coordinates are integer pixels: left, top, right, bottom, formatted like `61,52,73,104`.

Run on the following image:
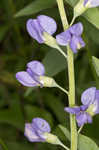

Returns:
83,8,99,29
59,125,99,150
14,0,56,17
92,56,99,77
43,49,67,76
78,134,99,150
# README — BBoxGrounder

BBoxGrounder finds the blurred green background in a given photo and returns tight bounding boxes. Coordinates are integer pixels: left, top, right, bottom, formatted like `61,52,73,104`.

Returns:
0,0,99,149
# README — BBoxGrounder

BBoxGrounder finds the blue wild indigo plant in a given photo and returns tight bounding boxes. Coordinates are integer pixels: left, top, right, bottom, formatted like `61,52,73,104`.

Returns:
16,0,99,150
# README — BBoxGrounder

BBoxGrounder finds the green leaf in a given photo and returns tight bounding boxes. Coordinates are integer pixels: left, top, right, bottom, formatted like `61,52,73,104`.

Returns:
14,0,56,17
58,125,70,141
78,134,99,150
43,49,67,76
59,125,99,150
65,0,78,6
92,56,99,77
83,8,99,29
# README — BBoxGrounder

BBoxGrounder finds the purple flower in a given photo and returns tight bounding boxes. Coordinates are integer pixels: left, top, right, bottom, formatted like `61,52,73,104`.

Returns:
26,15,57,43
16,61,45,87
56,22,85,53
64,87,99,126
24,118,51,142
84,0,99,8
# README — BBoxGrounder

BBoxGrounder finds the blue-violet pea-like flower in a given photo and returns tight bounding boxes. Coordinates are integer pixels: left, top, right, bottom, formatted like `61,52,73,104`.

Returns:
84,0,99,8
64,87,99,126
26,15,57,43
16,60,57,88
56,22,85,53
16,60,45,87
24,118,51,142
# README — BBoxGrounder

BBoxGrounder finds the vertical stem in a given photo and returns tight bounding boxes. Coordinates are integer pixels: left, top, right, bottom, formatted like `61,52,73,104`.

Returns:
56,0,77,150
56,0,68,29
67,46,77,150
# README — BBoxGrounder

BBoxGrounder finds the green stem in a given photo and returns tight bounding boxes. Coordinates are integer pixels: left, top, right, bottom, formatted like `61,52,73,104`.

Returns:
56,1,78,150
60,142,70,150
56,84,68,95
57,47,67,59
67,46,77,150
70,16,76,26
78,125,84,134
56,0,68,29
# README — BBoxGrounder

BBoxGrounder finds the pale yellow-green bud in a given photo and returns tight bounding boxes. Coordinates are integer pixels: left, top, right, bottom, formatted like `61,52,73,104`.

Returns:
39,76,57,87
74,0,88,18
44,133,61,145
43,133,69,150
43,32,60,50
86,104,95,116
43,32,67,59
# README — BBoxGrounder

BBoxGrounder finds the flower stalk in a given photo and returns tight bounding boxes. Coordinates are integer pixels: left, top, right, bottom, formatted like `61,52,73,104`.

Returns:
56,0,68,29
56,0,77,150
56,84,68,95
78,125,84,134
67,45,77,150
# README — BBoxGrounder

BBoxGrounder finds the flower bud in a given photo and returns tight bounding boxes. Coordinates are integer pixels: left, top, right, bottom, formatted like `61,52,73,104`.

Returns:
86,104,95,116
43,32,60,50
74,0,99,18
39,76,57,87
44,133,62,145
86,100,99,116
74,0,88,18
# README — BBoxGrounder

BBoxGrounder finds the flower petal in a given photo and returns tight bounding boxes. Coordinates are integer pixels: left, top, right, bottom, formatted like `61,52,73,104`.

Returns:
69,22,83,36
76,112,88,126
64,107,80,114
80,105,88,111
70,35,78,53
26,19,44,43
93,90,99,114
24,123,42,142
37,15,57,35
81,87,96,106
78,36,85,48
90,0,99,8
70,36,85,53
27,61,45,76
87,114,92,123
83,0,88,6
32,118,51,133
16,71,38,87
56,30,71,46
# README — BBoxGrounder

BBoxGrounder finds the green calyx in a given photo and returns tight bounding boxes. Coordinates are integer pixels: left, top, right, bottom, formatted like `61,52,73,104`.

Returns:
39,76,57,87
86,104,95,116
